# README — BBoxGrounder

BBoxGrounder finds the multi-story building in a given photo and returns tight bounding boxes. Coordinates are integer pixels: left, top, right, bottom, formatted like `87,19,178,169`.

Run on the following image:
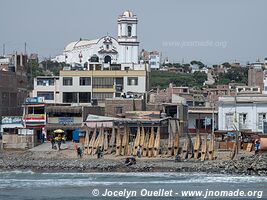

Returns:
149,51,161,70
0,53,28,117
32,62,149,105
218,94,267,133
248,67,263,91
35,10,149,105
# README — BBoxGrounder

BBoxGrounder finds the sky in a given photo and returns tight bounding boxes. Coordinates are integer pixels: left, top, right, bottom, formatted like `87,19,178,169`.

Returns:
1,0,267,65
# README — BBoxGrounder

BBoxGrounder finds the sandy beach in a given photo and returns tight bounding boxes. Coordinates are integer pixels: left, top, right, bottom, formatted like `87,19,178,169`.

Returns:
0,146,266,176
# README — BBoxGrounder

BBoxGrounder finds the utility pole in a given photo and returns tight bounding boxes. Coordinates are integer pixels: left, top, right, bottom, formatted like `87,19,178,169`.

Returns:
3,43,5,56
24,42,27,55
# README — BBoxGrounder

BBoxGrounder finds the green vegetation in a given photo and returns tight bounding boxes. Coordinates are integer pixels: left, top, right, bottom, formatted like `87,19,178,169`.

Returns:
150,71,207,89
215,67,248,85
26,60,66,89
190,60,205,69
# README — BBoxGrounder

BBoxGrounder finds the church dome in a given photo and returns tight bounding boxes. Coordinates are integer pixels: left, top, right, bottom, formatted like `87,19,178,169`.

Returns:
64,39,99,51
122,10,133,18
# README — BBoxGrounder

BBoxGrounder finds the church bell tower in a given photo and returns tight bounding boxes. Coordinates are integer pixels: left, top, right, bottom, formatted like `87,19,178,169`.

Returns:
117,10,139,64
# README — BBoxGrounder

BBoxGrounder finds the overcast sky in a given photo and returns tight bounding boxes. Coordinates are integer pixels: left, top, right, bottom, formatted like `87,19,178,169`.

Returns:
1,0,266,65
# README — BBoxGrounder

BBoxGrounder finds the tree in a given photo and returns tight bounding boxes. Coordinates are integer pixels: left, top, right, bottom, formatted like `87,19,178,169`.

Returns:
190,60,205,69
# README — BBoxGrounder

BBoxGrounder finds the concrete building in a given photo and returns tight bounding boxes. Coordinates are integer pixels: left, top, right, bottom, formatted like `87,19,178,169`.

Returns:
218,95,267,133
188,107,218,134
53,10,139,65
149,51,161,70
0,53,28,117
105,97,143,117
248,67,263,91
32,62,149,105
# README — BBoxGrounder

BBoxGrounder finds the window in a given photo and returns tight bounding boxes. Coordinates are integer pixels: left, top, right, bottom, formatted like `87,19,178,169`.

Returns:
28,106,45,115
258,113,266,130
63,92,77,103
37,78,54,86
92,92,113,100
127,25,132,37
239,113,247,129
37,92,54,100
115,106,123,114
225,113,234,130
79,92,91,103
127,77,138,86
80,77,91,86
106,45,109,50
92,77,114,88
63,77,73,86
239,113,247,124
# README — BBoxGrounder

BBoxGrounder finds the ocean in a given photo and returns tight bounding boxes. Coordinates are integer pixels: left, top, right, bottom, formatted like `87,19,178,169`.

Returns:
0,171,266,200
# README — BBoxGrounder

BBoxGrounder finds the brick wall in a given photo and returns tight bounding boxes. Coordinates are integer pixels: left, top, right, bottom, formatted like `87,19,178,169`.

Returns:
105,98,143,117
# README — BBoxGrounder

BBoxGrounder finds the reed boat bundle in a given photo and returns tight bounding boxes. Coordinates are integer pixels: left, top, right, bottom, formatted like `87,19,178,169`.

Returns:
93,127,102,155
98,125,105,150
201,135,207,161
167,123,174,156
140,126,145,150
103,131,109,154
142,132,150,157
208,134,214,160
173,121,180,156
194,133,201,159
133,126,141,156
153,127,160,156
181,135,193,160
148,127,155,157
84,129,89,149
121,126,129,156
88,125,97,155
187,135,193,159
115,127,121,156
108,127,116,154
127,143,133,156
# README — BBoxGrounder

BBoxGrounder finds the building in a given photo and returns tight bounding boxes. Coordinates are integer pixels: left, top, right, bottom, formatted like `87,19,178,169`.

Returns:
149,51,161,70
53,10,139,65
0,53,28,117
23,97,46,141
248,67,263,91
218,95,267,133
33,11,149,106
188,107,218,134
105,97,144,117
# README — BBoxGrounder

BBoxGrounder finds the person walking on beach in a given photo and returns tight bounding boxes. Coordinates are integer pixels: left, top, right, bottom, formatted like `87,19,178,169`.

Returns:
77,147,83,158
137,145,141,158
255,140,260,155
56,135,62,151
51,136,55,149
96,146,102,159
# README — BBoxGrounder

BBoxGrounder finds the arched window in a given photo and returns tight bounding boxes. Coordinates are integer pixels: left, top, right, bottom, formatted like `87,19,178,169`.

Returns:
128,25,132,37
104,55,111,64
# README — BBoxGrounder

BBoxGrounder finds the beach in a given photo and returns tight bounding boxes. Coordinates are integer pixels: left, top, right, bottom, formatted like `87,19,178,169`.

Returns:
0,148,266,176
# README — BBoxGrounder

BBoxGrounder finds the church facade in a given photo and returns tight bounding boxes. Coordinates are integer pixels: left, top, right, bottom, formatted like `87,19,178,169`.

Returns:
54,11,139,65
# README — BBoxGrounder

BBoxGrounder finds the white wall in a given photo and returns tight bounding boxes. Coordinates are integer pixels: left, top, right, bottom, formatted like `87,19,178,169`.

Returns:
123,76,146,93
219,102,267,132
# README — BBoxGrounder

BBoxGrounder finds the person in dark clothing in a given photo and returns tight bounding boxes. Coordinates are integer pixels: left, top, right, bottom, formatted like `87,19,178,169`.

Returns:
125,157,131,166
77,147,83,158
175,154,181,162
96,147,102,159
51,137,55,149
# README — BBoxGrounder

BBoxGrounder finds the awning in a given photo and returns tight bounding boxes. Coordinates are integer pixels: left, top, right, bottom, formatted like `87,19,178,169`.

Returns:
45,123,82,130
84,122,113,128
85,114,117,122
46,106,82,114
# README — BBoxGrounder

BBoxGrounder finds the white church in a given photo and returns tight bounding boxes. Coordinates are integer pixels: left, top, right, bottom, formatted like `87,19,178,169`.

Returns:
53,10,139,65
